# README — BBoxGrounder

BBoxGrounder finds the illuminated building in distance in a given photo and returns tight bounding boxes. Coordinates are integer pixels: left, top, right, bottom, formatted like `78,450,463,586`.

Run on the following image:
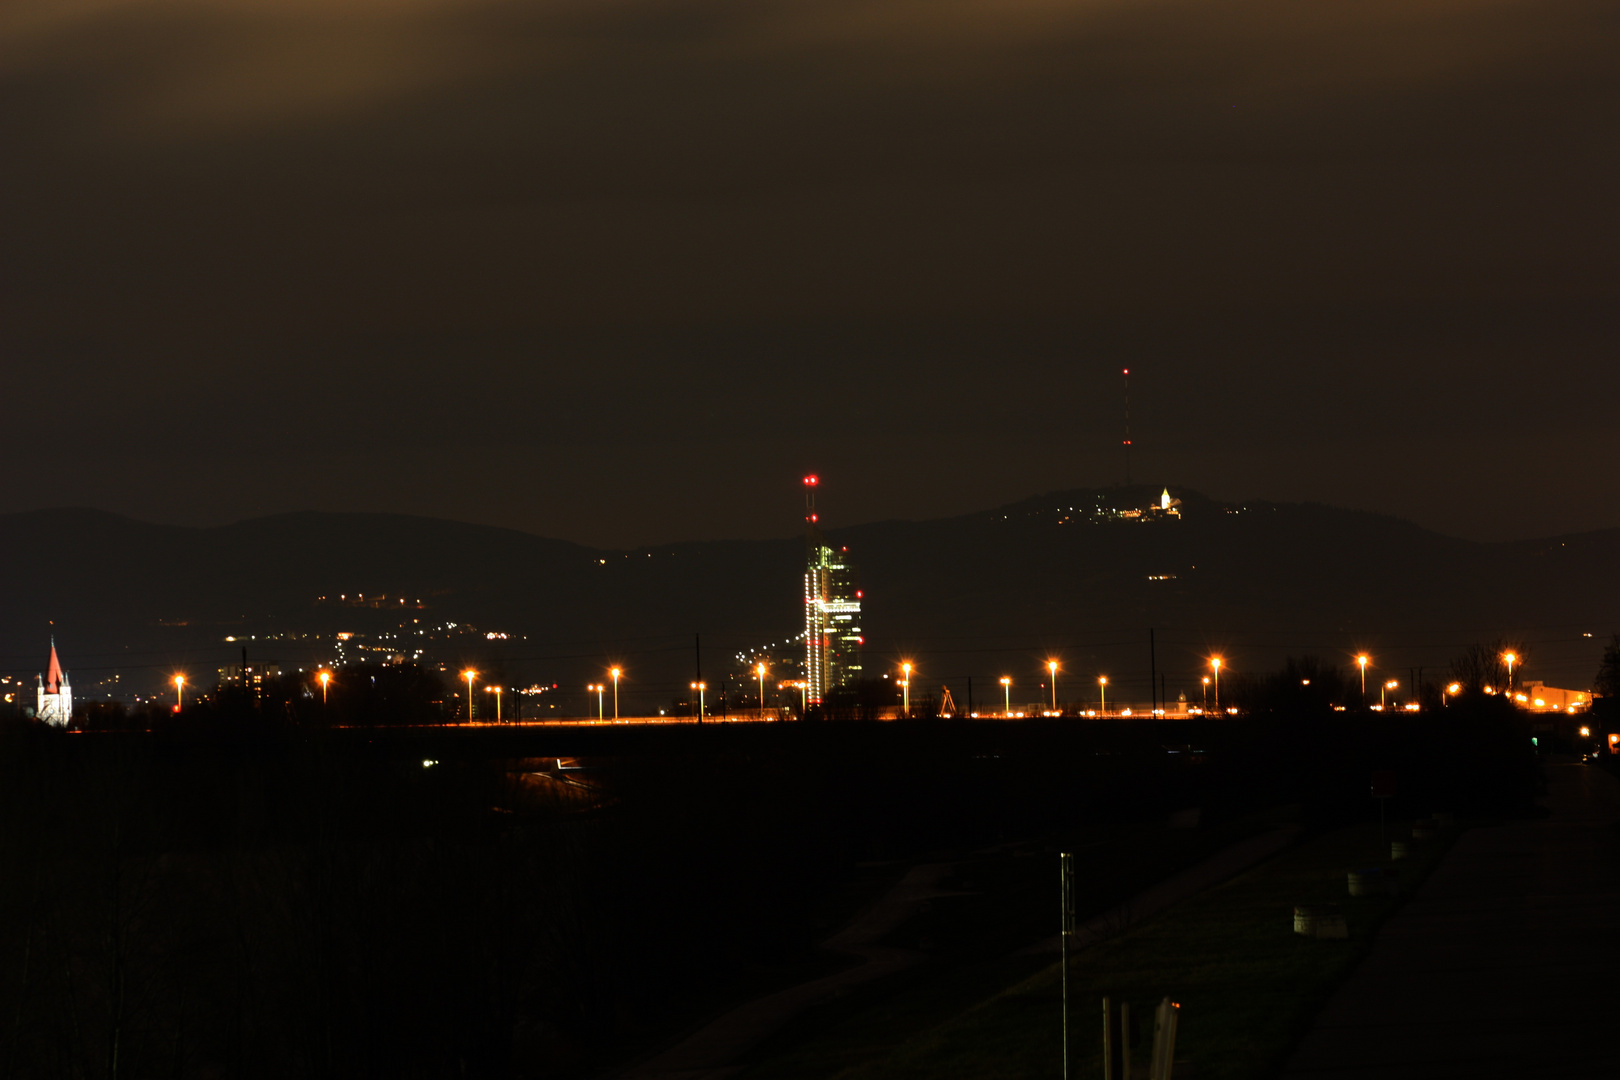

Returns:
803,476,863,705
36,639,72,727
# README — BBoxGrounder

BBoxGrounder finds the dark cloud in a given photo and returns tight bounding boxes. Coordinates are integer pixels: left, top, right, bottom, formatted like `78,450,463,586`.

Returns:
3,0,1616,545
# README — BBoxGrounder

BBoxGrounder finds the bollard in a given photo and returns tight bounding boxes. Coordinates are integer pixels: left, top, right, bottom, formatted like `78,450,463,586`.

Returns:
1149,999,1166,1080
1147,997,1180,1080
1162,1001,1179,1080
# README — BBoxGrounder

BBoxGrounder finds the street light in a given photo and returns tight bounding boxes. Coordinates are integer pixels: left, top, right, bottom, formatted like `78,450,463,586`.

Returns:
1356,655,1369,701
1502,651,1518,691
317,669,331,704
755,663,768,718
1382,679,1398,709
1201,676,1210,710
589,683,605,720
691,681,706,720
491,684,503,722
1210,657,1223,711
462,669,477,722
1000,676,1012,717
1098,675,1108,714
1446,681,1461,707
901,662,913,715
610,667,622,719
1047,660,1059,713
173,674,185,711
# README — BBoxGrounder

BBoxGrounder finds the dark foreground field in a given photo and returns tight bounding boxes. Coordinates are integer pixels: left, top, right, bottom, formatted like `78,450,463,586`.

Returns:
0,702,1537,1079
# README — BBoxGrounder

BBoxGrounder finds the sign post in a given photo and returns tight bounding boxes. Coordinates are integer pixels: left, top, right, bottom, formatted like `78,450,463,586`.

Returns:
1060,852,1074,1080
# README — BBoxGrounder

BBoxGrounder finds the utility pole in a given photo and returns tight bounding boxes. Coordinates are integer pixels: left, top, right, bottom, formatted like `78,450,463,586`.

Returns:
1149,629,1158,717
1122,368,1133,487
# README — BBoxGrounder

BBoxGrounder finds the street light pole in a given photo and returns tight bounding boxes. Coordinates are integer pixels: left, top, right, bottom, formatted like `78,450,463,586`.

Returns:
1048,660,1059,713
1503,652,1517,692
173,675,185,711
317,670,330,704
610,668,621,719
756,663,767,718
1211,657,1222,711
1098,676,1107,715
493,685,503,722
463,670,476,722
1001,676,1011,717
1357,655,1369,703
901,663,912,715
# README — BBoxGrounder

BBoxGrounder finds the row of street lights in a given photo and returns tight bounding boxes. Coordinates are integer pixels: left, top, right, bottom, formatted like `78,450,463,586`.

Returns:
908,656,1226,716
170,646,1520,721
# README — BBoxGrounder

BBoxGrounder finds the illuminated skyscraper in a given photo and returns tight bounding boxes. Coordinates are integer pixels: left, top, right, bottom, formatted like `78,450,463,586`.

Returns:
802,477,863,705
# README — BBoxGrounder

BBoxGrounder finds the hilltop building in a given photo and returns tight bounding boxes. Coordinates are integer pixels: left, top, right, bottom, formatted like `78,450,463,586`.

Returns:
1095,487,1183,522
36,640,72,727
802,477,863,706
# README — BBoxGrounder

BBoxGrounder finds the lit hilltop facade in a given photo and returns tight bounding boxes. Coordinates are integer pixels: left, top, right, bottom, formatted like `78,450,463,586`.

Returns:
802,477,862,706
36,640,72,726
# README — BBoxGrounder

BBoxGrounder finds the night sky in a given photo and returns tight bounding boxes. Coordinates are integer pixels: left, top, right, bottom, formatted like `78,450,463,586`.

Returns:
5,0,1615,548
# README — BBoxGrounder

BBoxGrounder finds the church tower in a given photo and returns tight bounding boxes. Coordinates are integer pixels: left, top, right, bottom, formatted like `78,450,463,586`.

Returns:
36,639,72,727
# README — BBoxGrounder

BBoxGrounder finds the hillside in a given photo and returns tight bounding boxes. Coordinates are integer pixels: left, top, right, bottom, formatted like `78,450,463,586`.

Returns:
1,489,1613,711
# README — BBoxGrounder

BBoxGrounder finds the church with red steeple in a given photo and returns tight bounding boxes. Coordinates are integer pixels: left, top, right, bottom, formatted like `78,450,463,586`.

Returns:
36,639,72,727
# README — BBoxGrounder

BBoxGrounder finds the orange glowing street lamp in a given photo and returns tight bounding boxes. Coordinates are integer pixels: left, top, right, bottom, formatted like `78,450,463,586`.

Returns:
1210,657,1223,711
610,667,622,719
1356,655,1370,701
1382,679,1398,709
901,662,913,714
1098,675,1108,714
1502,651,1518,691
1201,676,1210,710
317,669,331,704
173,674,185,711
691,680,706,719
1047,660,1060,713
462,669,477,721
489,684,503,722
589,683,605,720
1446,681,1461,707
1000,676,1012,717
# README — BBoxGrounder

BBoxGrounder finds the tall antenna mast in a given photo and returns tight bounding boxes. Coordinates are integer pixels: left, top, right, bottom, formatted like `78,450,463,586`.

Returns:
1121,368,1133,487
